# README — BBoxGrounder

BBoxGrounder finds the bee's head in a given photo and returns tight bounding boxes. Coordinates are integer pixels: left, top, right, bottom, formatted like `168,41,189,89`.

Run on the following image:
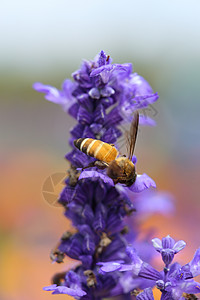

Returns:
115,157,137,186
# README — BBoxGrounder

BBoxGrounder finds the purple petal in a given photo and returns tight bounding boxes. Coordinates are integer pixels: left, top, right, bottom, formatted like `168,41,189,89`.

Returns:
77,106,92,124
128,174,156,193
134,191,175,216
161,249,175,265
162,235,175,249
114,63,133,77
152,238,162,252
43,284,86,297
131,155,137,164
79,170,114,186
180,280,200,294
97,50,107,66
136,288,154,300
79,255,92,268
65,270,81,285
97,261,124,272
62,79,77,100
173,240,186,253
131,73,154,95
90,64,113,77
43,284,57,291
100,86,115,97
52,286,86,297
161,292,173,300
33,82,61,103
90,123,103,135
126,247,143,275
188,248,200,277
33,82,75,111
139,262,162,281
101,69,112,84
118,264,135,271
88,87,100,99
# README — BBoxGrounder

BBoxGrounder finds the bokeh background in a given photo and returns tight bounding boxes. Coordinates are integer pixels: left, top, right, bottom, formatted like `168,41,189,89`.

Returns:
1,1,200,299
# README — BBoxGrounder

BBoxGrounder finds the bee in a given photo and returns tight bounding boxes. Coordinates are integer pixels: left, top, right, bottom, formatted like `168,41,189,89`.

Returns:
74,111,139,187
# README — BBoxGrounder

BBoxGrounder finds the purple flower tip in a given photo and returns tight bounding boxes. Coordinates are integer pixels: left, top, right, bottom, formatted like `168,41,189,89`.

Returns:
97,261,124,272
128,173,156,193
79,170,114,186
152,235,186,265
43,284,86,297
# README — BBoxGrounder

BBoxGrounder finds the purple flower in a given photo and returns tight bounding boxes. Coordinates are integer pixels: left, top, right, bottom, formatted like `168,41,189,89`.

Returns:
33,80,77,111
152,235,186,265
98,239,200,299
128,173,156,193
79,170,156,194
43,270,87,297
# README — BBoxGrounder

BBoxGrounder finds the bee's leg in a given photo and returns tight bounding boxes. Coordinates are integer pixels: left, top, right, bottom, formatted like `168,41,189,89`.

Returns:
82,161,97,170
113,178,119,185
82,161,108,170
94,161,109,170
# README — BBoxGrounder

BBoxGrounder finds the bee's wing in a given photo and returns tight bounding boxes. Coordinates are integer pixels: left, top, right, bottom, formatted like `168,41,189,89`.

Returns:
127,111,139,160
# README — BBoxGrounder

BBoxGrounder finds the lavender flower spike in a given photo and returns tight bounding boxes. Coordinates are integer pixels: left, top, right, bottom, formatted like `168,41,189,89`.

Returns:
34,51,162,299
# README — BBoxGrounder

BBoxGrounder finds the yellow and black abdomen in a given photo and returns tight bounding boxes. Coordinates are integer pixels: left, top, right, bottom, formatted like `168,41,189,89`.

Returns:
74,138,118,163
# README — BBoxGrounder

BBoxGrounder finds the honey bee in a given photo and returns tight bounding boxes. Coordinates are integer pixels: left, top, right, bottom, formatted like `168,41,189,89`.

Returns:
74,111,139,187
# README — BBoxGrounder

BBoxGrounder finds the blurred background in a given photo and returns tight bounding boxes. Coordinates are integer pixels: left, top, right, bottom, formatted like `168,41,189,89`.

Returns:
1,1,200,299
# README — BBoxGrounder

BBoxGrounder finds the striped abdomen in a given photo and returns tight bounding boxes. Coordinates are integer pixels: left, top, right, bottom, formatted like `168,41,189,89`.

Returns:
74,138,118,163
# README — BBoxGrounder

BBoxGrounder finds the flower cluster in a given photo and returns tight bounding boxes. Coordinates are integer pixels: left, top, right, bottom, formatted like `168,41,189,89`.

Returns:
98,235,200,299
33,51,172,299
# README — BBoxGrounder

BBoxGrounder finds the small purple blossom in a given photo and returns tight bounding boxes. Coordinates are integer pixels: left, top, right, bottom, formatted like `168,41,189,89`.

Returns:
128,173,156,193
152,235,186,265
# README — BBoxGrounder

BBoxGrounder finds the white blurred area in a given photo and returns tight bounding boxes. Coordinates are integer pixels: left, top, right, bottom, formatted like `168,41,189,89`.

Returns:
1,0,200,160
1,0,200,71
